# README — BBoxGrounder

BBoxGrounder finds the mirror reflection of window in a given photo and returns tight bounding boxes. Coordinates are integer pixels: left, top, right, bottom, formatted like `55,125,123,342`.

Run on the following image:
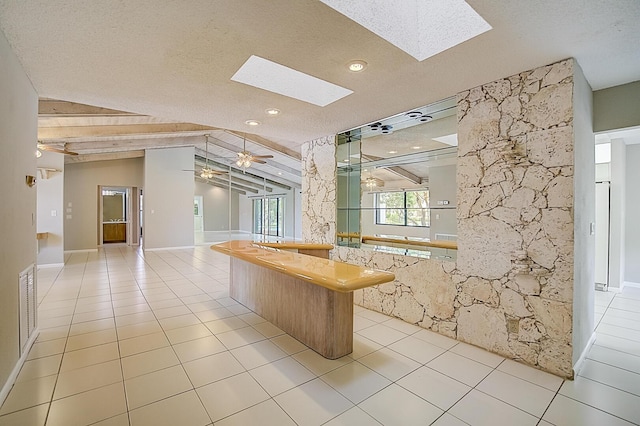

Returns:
336,97,458,259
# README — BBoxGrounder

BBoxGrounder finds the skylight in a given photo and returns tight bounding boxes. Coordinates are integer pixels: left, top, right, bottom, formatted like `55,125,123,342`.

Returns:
231,55,353,107
433,134,459,146
320,0,491,61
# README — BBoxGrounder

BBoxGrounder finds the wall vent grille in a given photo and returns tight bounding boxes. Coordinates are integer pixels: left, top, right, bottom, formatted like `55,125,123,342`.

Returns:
19,264,37,355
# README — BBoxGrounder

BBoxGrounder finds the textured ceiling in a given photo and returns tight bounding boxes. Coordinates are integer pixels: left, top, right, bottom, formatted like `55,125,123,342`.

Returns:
1,0,639,148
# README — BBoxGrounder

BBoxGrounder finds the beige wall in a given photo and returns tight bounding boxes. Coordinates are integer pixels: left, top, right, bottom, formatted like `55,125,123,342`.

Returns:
37,151,65,265
143,147,195,249
593,80,640,132
0,29,38,396
64,158,143,250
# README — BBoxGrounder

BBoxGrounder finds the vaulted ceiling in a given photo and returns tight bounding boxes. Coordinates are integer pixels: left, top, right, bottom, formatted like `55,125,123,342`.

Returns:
2,0,639,180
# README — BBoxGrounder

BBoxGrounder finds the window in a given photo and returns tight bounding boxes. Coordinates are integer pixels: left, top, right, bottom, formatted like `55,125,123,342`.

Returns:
253,197,284,237
376,190,430,227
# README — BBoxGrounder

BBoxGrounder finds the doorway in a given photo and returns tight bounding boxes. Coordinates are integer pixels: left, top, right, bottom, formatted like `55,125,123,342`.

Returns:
98,186,141,246
101,187,128,244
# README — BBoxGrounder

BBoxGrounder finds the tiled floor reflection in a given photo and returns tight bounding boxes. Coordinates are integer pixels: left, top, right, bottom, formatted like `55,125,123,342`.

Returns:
1,245,640,425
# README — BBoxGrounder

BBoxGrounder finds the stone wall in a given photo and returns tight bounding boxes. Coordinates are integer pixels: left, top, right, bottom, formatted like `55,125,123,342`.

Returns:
302,59,579,378
332,248,458,336
455,59,576,377
301,136,336,244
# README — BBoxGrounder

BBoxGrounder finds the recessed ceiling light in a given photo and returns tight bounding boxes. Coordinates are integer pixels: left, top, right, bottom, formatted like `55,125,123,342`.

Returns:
412,146,421,150
277,172,282,175
388,150,397,154
266,108,280,115
419,114,433,122
320,0,491,62
406,111,422,118
245,120,261,126
347,60,367,72
231,55,353,107
381,125,393,134
343,159,350,162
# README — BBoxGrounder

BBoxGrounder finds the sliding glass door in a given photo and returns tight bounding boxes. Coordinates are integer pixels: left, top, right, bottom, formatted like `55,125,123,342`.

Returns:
253,197,284,237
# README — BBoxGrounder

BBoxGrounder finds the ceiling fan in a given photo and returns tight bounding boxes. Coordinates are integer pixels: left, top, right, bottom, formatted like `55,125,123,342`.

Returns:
197,134,227,179
235,134,273,169
36,141,78,156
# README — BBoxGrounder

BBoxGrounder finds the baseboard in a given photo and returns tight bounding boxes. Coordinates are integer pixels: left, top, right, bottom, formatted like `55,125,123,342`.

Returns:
37,262,65,269
64,249,98,253
144,245,196,252
0,328,40,407
623,281,640,290
573,331,597,378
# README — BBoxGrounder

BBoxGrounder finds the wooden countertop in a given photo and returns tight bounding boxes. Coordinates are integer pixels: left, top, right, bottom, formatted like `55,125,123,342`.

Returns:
254,241,333,250
211,240,394,292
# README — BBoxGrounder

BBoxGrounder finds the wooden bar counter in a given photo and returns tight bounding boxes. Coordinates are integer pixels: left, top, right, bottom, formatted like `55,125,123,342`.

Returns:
211,241,395,358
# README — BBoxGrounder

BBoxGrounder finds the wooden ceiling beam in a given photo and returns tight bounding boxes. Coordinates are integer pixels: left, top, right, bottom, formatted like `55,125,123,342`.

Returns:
38,99,139,116
226,130,301,161
39,123,218,140
361,154,422,185
64,150,145,164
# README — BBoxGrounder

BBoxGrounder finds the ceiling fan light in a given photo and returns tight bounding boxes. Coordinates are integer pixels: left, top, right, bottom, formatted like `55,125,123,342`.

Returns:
36,149,42,158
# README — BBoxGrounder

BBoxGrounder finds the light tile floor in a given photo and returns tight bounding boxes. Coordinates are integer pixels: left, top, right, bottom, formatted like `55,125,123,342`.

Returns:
1,246,639,425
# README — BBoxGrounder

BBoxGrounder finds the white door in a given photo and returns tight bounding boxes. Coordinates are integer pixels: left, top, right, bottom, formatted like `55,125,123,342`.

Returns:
595,181,610,289
194,196,204,232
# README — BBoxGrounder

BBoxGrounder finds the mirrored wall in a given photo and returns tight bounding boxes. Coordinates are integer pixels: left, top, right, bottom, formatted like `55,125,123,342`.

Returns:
336,97,458,259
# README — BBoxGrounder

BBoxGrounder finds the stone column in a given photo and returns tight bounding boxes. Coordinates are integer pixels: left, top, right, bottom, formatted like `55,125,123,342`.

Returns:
456,59,576,377
301,135,336,244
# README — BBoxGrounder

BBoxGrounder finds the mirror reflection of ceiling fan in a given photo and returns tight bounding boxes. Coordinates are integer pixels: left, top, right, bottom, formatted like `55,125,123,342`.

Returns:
235,134,272,169
184,134,228,179
36,141,78,156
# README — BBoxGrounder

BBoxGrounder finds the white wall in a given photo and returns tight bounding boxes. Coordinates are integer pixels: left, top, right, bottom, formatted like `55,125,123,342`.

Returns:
428,165,458,239
143,147,195,249
37,151,64,265
609,139,626,289
625,144,640,283
0,29,38,398
238,195,253,233
194,181,239,231
572,61,596,368
64,158,143,250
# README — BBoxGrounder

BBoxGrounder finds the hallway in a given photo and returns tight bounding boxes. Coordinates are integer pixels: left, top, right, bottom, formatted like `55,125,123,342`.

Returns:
0,245,639,425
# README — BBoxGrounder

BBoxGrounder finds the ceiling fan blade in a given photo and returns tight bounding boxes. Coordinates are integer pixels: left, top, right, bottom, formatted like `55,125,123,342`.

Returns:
251,158,267,164
251,155,274,159
38,144,79,155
